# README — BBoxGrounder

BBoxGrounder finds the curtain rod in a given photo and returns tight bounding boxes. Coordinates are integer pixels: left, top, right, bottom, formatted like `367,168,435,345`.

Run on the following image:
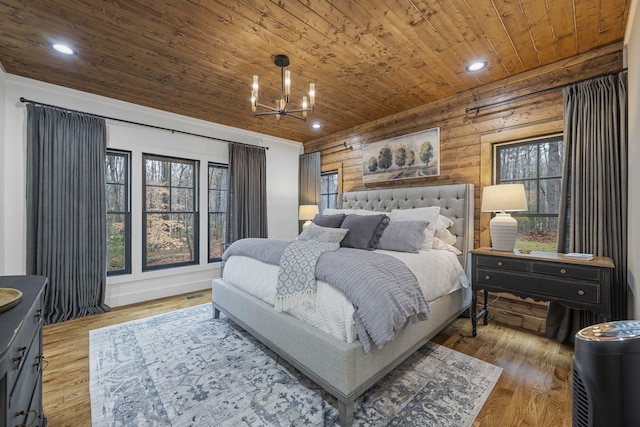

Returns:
19,97,268,150
465,67,628,114
306,141,353,155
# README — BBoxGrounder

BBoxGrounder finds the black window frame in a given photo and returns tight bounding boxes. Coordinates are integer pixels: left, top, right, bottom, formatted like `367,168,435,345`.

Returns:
106,149,131,276
142,153,200,271
494,134,564,247
319,170,339,214
208,162,228,263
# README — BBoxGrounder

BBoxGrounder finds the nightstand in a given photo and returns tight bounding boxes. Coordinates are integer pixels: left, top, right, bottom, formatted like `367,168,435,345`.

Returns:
470,248,614,337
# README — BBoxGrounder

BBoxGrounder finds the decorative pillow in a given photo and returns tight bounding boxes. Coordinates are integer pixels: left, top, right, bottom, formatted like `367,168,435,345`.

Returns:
389,206,441,250
353,209,385,216
297,223,349,244
376,220,429,253
432,237,462,255
312,213,346,228
340,214,390,250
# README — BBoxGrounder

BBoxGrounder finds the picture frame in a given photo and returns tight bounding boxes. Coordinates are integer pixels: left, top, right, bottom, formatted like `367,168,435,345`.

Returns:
362,127,440,184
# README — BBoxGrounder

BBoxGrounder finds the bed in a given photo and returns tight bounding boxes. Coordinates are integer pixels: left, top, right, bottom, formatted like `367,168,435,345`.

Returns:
212,183,474,426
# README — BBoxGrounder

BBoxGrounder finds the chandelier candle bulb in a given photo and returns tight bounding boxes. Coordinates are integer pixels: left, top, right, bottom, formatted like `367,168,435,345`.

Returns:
284,70,291,98
252,75,259,98
309,83,315,108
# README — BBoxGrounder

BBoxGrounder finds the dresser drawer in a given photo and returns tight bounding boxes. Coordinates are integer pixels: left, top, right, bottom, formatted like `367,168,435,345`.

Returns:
8,335,42,421
476,255,528,272
6,297,43,392
476,268,600,304
531,261,600,281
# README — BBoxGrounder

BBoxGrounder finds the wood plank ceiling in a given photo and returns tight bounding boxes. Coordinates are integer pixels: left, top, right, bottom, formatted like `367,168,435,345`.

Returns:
0,0,630,143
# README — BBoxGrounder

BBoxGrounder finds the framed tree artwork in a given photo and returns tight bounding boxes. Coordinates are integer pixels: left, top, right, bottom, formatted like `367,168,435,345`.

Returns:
362,127,440,184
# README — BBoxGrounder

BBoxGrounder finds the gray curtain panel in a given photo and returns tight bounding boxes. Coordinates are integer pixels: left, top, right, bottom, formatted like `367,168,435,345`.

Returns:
546,71,628,342
26,104,110,324
298,152,321,232
225,143,268,245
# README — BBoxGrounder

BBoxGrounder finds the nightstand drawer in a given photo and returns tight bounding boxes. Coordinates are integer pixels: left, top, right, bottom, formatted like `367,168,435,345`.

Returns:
476,268,600,304
476,255,528,272
531,261,600,281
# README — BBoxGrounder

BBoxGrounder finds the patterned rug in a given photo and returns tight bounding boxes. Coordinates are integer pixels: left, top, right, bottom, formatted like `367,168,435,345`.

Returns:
90,304,502,426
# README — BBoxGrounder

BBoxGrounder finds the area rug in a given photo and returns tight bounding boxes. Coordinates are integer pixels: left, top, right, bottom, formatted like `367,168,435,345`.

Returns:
90,304,502,426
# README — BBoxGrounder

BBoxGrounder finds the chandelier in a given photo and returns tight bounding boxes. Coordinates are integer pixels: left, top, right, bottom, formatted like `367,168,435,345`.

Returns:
251,55,315,123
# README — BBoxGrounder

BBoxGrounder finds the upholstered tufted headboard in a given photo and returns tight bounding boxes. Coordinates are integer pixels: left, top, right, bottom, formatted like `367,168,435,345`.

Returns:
338,184,474,271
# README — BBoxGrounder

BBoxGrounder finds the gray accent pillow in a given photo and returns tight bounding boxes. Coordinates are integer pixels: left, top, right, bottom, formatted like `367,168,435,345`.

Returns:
340,214,390,250
377,220,429,253
312,213,346,228
297,223,349,243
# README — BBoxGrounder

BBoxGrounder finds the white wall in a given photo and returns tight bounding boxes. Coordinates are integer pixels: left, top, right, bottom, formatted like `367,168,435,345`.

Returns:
625,0,640,319
1,74,302,307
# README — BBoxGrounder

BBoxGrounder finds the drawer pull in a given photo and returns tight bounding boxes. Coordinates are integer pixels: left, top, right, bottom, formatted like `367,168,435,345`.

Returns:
12,346,27,365
485,275,491,280
578,290,585,296
497,261,503,266
15,409,39,427
560,269,567,274
35,308,43,323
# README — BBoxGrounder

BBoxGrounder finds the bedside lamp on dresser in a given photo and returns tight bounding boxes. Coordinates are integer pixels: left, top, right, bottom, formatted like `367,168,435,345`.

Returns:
481,183,528,252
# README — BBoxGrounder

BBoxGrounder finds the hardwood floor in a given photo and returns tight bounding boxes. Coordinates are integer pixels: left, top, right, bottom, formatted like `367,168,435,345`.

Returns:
42,290,574,426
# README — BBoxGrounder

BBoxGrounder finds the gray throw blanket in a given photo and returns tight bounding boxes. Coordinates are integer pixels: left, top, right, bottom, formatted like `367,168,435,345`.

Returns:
222,238,430,352
275,240,340,311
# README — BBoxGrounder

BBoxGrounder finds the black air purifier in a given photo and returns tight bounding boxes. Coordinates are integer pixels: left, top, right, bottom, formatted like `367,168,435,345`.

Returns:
572,321,640,427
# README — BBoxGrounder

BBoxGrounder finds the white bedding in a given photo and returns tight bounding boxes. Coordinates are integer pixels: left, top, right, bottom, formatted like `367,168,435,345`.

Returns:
221,249,469,344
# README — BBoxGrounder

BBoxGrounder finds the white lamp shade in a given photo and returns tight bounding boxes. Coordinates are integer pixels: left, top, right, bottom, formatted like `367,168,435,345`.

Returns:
298,204,319,221
482,184,527,252
481,184,527,213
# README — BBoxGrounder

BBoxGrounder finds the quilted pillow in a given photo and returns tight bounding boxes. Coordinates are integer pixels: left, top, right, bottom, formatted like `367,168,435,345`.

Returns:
340,214,390,250
376,220,429,253
297,223,349,244
389,206,441,250
312,213,346,228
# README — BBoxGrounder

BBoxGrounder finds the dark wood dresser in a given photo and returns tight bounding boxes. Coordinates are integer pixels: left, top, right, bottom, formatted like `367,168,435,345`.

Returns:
470,248,614,337
0,276,48,427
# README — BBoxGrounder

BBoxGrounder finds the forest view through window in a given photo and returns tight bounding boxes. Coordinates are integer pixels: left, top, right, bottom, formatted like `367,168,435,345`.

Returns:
208,163,228,262
143,154,199,270
495,135,564,252
106,150,131,275
320,171,338,214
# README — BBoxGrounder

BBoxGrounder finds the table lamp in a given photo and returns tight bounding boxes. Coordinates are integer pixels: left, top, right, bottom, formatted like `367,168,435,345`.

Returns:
298,204,319,228
481,184,528,251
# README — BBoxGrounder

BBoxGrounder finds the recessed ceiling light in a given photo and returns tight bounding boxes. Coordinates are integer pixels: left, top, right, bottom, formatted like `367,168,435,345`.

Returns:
51,43,76,55
311,123,321,129
466,60,487,72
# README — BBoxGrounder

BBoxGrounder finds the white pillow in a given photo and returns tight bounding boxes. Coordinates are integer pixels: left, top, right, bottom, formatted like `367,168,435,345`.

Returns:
323,208,355,215
436,214,454,230
389,206,441,250
432,237,462,255
353,209,385,216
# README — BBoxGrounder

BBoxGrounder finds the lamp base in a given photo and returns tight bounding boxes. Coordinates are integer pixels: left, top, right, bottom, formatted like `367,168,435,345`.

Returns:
489,213,518,252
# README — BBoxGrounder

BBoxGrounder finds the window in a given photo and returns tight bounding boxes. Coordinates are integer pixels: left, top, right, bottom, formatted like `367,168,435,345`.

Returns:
143,154,199,270
106,150,131,275
319,171,339,214
495,134,564,251
208,163,228,262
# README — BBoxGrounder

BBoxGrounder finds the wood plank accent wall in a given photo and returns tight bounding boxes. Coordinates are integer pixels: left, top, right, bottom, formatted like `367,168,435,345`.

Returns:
304,42,624,334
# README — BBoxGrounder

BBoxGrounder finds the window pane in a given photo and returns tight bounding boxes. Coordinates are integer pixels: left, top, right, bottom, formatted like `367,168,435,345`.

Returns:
209,212,225,259
146,185,169,211
171,187,194,211
499,144,538,180
171,162,194,187
209,189,227,212
538,139,563,178
515,216,559,252
538,178,562,214
209,167,227,190
107,213,126,271
106,183,125,212
106,155,125,184
146,213,196,266
146,159,170,185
